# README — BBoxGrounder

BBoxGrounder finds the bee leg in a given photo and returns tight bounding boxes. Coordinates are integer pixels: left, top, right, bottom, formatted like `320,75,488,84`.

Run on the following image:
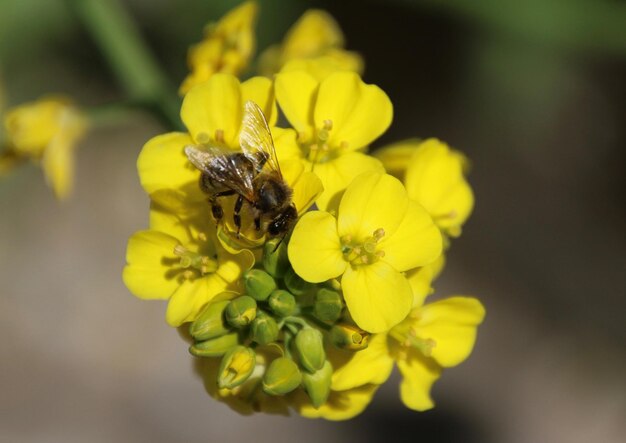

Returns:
233,194,245,238
210,190,236,221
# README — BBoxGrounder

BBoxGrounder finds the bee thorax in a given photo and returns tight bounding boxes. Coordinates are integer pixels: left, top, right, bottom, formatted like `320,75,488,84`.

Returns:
255,177,292,212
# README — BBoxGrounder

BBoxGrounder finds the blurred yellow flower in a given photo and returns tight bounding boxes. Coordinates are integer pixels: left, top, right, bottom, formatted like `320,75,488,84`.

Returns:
288,172,442,333
275,71,390,210
1,97,88,200
123,205,254,326
376,138,474,237
259,9,363,80
332,296,485,411
180,1,258,94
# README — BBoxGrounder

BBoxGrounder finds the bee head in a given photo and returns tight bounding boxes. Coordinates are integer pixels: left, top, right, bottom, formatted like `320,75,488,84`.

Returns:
268,205,298,237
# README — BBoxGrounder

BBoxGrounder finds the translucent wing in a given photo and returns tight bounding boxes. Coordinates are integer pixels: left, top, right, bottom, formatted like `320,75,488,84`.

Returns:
184,144,255,200
239,100,283,178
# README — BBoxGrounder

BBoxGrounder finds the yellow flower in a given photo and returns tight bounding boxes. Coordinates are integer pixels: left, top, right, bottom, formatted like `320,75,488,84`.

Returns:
376,138,474,237
258,9,363,80
332,296,485,412
288,172,442,333
123,204,254,326
1,97,87,200
180,1,258,94
138,73,322,248
274,71,390,210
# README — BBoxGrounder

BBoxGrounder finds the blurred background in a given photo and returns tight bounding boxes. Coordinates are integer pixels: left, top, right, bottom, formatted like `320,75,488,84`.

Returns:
1,0,625,442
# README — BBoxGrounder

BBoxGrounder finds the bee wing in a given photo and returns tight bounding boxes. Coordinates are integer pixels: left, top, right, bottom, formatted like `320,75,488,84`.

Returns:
239,100,283,178
184,144,255,199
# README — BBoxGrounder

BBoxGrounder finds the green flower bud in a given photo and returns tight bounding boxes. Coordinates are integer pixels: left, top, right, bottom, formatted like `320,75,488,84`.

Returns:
225,296,257,328
189,300,231,341
263,238,290,278
330,324,370,351
283,268,313,296
250,311,279,345
294,328,326,373
313,288,343,324
189,332,239,357
268,290,296,317
262,357,302,396
302,360,333,408
218,345,256,389
243,269,277,301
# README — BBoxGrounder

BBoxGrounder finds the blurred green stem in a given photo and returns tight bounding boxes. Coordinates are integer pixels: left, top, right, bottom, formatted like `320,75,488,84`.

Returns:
67,0,183,130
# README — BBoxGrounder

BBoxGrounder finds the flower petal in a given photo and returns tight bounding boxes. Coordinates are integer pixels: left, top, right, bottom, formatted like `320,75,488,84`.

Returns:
181,73,242,147
122,230,181,300
342,260,412,333
272,127,302,163
416,296,486,367
404,139,474,236
41,130,75,200
137,132,204,207
337,172,408,241
397,349,442,411
312,152,384,212
407,253,446,308
329,333,394,391
241,76,277,126
275,71,318,141
280,158,324,214
373,138,422,179
292,384,379,421
380,200,442,272
166,276,228,326
288,211,346,283
314,72,392,150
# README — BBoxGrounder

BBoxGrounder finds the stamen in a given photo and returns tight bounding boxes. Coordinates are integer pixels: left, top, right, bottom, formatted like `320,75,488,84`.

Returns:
434,210,457,221
340,228,386,267
173,244,218,275
215,129,225,144
373,228,385,241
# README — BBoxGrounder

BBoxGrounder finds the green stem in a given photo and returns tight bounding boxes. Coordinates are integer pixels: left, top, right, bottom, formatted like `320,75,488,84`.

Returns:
67,0,183,130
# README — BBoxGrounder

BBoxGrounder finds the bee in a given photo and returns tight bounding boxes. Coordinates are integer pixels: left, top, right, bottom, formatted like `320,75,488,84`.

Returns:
184,100,297,239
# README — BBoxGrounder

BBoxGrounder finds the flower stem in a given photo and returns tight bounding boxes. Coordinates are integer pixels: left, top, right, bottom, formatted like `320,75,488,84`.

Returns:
67,0,183,130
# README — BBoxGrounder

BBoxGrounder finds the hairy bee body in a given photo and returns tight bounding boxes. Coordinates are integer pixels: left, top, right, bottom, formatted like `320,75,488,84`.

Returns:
185,101,298,239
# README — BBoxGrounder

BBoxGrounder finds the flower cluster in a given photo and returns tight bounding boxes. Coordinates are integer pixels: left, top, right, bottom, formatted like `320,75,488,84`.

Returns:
124,1,485,420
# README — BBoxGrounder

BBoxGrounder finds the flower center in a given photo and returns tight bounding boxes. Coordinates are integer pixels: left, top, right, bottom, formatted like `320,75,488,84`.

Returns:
388,315,437,357
302,119,349,164
340,228,386,266
174,244,218,280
